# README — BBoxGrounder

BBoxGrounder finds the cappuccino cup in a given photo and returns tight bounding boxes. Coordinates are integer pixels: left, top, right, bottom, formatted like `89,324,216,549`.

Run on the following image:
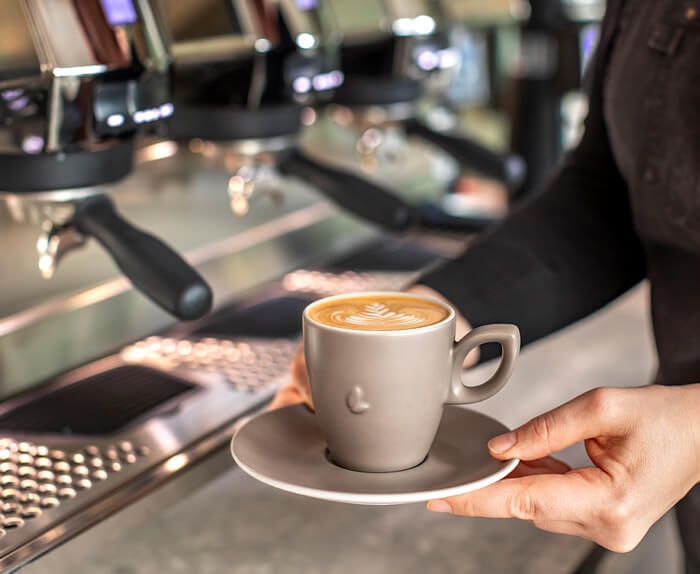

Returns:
303,291,520,473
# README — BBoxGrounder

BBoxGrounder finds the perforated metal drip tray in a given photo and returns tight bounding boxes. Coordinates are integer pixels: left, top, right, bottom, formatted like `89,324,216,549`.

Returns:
187,295,312,339
0,436,151,540
0,336,298,571
121,337,298,394
276,235,454,299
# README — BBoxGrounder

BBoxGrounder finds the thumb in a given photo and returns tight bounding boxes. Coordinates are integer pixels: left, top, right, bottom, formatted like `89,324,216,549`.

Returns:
488,387,629,461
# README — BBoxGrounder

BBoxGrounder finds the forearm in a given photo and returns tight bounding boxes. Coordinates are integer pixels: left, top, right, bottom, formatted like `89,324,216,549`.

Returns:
681,383,700,483
417,6,646,357
419,166,646,358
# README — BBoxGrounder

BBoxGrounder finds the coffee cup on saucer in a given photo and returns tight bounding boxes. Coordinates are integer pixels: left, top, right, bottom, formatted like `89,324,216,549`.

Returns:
303,291,520,473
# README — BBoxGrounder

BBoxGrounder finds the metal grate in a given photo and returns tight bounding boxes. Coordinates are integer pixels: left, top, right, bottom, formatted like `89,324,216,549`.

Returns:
121,337,298,393
0,438,149,538
0,366,195,435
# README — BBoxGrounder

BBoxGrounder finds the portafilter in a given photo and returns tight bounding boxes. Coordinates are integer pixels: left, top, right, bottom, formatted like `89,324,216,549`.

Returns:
310,0,527,205
154,0,487,235
0,0,212,320
155,0,342,215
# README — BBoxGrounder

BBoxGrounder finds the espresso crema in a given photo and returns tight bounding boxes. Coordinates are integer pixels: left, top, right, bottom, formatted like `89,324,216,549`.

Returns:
307,294,450,331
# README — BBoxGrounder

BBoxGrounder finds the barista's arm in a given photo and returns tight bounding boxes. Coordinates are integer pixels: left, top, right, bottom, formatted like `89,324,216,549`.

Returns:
417,32,645,357
271,119,645,410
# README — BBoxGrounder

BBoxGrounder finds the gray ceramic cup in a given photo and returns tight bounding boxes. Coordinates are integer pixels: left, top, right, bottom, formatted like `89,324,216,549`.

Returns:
303,291,521,473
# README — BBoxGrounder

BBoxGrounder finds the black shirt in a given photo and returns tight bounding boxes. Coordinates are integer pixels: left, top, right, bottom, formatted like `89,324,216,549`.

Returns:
421,0,700,568
423,0,700,387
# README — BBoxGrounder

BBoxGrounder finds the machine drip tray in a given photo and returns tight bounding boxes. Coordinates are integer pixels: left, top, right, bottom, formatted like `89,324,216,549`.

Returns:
184,238,448,340
0,365,196,435
190,295,311,338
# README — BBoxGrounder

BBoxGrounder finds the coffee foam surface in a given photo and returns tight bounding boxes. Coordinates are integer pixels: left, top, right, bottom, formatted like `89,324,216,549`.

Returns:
308,294,450,331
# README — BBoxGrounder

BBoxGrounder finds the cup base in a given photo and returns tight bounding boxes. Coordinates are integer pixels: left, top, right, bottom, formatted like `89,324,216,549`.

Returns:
324,448,429,474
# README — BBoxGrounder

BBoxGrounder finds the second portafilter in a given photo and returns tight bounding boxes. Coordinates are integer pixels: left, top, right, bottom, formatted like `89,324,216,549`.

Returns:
277,0,528,233
154,0,491,234
157,0,344,215
307,0,527,216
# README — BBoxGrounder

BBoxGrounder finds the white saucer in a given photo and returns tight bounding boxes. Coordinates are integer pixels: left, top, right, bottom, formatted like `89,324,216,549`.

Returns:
231,405,518,506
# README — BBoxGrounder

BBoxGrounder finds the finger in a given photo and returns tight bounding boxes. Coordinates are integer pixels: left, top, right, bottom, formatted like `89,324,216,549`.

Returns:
529,456,571,474
428,469,605,523
487,387,630,461
509,457,572,478
268,382,304,411
531,520,588,538
290,345,312,406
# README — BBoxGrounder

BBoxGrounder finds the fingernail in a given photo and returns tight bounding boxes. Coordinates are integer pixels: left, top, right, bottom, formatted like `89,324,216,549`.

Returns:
427,500,452,513
488,432,516,453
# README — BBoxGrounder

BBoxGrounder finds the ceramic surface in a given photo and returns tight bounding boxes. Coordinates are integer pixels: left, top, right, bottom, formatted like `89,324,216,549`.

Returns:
303,291,520,472
231,404,519,505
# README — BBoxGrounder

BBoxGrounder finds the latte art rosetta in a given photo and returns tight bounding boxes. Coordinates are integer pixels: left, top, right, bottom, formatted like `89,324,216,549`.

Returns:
308,295,450,331
331,303,426,328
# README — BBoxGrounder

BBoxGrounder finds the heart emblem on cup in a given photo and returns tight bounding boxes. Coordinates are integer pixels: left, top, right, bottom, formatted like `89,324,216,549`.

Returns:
346,386,370,414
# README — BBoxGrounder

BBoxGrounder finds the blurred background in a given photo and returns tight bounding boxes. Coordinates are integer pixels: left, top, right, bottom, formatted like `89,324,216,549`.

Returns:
0,1,682,573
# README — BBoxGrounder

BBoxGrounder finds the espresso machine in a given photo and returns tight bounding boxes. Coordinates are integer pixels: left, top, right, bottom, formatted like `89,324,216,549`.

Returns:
0,0,212,321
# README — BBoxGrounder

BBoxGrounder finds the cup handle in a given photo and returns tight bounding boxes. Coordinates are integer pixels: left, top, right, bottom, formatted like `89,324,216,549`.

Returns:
445,324,520,405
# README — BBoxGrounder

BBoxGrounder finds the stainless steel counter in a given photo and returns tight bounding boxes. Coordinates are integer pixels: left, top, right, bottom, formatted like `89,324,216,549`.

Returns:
23,283,681,574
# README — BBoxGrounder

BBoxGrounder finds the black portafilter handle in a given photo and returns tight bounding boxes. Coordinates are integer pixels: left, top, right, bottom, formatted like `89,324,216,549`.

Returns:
278,149,492,234
278,149,417,232
404,118,527,191
73,195,213,320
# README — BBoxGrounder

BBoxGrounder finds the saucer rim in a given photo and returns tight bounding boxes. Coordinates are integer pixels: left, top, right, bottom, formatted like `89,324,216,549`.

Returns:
230,406,520,506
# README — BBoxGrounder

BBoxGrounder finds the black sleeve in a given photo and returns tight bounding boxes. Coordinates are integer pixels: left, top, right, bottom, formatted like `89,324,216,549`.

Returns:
419,3,646,355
